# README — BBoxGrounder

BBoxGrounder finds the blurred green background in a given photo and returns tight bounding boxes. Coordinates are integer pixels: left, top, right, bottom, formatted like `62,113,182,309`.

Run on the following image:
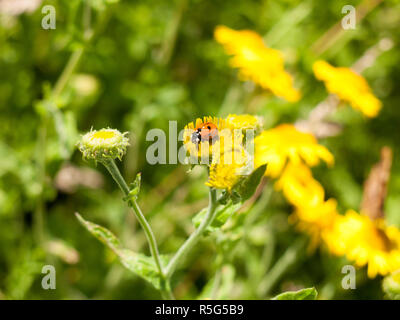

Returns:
0,0,399,299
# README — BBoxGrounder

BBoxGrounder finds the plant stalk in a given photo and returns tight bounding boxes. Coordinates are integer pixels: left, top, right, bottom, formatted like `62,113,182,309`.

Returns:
165,188,218,279
258,237,307,297
101,158,174,299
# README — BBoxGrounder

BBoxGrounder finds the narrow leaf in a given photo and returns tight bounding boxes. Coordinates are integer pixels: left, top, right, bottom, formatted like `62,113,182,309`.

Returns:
234,164,267,201
75,212,121,251
129,173,141,199
192,201,242,233
272,287,318,300
75,212,166,289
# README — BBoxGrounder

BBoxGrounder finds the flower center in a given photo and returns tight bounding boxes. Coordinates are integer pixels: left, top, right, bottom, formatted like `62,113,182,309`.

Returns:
370,227,397,252
91,131,115,140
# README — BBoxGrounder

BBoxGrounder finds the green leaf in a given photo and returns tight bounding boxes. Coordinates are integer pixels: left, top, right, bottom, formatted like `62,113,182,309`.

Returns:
272,287,318,300
233,164,266,201
75,212,121,251
212,202,242,229
75,213,166,289
192,201,242,233
125,173,141,202
117,249,166,290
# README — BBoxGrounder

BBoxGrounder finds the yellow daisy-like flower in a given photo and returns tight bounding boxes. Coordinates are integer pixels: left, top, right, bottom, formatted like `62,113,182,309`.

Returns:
275,162,325,208
214,25,301,102
183,115,257,165
254,124,334,178
226,113,263,132
275,162,339,249
206,148,249,191
77,128,129,161
291,198,339,250
323,210,400,278
313,60,382,118
183,114,259,191
183,116,235,164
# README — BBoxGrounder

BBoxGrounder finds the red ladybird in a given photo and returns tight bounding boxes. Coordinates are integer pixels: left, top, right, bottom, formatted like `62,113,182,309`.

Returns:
191,122,219,144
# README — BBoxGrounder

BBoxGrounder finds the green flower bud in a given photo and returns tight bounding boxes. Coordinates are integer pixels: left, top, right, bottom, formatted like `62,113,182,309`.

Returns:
383,270,400,300
77,128,129,161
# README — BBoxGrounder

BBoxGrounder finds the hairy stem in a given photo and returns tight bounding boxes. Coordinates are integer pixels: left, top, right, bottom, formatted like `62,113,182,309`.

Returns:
100,159,174,299
165,188,218,279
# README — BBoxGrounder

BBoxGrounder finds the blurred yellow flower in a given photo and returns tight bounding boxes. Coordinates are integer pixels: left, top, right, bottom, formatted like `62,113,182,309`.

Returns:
291,198,339,250
313,60,382,118
254,124,334,178
214,25,301,102
275,162,338,249
275,162,325,208
323,210,400,278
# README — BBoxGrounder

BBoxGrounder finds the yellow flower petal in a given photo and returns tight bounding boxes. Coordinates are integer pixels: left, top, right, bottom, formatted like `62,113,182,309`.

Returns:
254,124,334,178
323,210,400,278
313,60,382,118
215,25,301,102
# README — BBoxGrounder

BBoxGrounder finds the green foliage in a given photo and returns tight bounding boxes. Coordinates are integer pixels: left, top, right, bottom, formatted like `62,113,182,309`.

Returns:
192,201,242,233
272,287,318,300
76,213,166,290
233,164,267,202
124,173,142,202
382,271,400,300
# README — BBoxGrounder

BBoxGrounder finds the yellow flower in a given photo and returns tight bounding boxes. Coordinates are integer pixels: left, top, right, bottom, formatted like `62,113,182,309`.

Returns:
291,198,339,250
313,60,382,118
206,148,249,191
184,115,259,191
323,210,400,278
77,128,129,161
226,113,263,132
214,25,301,102
254,124,334,178
275,162,338,249
275,162,325,208
183,116,236,164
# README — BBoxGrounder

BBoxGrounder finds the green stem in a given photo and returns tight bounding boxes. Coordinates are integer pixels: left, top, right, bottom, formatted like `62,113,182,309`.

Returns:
165,188,218,279
258,238,307,297
218,80,242,117
53,0,92,98
100,159,174,299
52,48,84,98
158,0,187,65
48,1,94,159
34,122,47,246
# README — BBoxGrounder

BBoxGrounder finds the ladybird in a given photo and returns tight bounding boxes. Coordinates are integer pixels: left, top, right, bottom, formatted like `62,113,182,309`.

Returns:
191,122,219,144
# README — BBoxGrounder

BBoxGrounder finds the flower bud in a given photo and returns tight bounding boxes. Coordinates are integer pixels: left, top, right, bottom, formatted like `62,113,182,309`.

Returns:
77,128,129,161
